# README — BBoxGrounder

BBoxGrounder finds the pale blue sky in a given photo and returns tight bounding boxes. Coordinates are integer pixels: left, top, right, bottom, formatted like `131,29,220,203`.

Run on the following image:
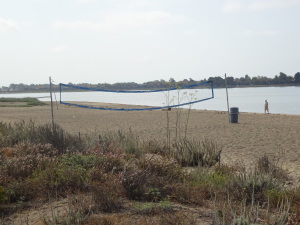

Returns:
1,0,299,86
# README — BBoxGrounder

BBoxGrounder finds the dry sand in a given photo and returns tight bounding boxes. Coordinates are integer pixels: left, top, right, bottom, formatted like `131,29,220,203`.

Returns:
1,103,300,180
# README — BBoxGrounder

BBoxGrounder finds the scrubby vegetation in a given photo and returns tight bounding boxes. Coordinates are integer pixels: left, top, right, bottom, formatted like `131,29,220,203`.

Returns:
0,121,300,224
0,98,46,107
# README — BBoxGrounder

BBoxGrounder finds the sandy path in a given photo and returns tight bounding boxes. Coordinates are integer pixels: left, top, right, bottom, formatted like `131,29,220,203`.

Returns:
1,103,300,180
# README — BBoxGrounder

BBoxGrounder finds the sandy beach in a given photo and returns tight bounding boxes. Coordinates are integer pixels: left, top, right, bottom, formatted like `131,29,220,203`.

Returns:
1,103,300,180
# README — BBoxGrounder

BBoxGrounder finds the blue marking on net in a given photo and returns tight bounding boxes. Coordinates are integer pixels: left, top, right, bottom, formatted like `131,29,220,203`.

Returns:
60,80,214,111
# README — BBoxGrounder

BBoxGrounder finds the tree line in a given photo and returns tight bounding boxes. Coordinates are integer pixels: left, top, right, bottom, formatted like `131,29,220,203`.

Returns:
1,72,300,92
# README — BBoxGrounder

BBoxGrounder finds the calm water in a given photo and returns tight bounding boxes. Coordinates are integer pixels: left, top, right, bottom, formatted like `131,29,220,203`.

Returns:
194,86,300,115
0,86,299,115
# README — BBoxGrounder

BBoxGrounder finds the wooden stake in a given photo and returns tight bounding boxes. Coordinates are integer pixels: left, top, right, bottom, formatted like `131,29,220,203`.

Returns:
49,77,55,131
225,73,230,123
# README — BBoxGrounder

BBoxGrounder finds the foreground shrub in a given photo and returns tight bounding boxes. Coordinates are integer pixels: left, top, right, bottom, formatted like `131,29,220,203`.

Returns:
0,121,85,153
265,189,288,208
121,168,172,202
213,196,290,225
30,161,90,198
172,139,222,167
132,201,175,215
121,158,185,201
0,142,57,181
141,140,169,155
37,123,85,153
222,155,289,207
91,174,125,213
116,130,142,157
5,178,33,203
59,154,99,170
0,186,7,203
287,187,300,212
121,168,153,200
87,138,124,156
137,156,184,182
85,147,126,174
43,195,92,225
0,121,36,147
257,154,290,181
85,211,197,225
168,183,209,206
226,168,284,204
189,168,228,189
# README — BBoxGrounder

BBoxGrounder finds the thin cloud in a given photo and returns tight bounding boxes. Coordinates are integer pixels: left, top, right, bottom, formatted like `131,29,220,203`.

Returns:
183,29,198,36
53,11,184,31
136,29,154,36
77,0,97,3
221,1,244,13
241,30,280,37
21,22,37,28
76,0,160,6
222,0,300,13
140,55,152,63
50,45,68,53
0,18,19,31
248,0,300,11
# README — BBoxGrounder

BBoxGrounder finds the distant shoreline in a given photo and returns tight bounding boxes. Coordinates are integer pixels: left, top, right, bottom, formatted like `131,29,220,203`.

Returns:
218,84,300,88
1,84,300,94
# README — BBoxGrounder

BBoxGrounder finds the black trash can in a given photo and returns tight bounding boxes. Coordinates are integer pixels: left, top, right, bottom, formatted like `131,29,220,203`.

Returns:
230,107,239,123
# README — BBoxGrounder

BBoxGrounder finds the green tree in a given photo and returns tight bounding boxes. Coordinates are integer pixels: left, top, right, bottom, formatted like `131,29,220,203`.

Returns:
273,75,280,84
279,72,287,81
234,77,241,85
251,76,258,85
294,72,300,83
209,76,224,87
9,83,19,91
225,76,234,85
169,78,176,83
278,72,293,84
245,75,251,85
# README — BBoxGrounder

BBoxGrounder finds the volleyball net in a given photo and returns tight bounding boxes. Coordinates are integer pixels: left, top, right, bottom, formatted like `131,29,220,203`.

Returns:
59,81,214,111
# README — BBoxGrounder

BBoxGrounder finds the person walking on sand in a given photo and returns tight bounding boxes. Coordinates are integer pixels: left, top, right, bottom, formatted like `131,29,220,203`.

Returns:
264,100,269,114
